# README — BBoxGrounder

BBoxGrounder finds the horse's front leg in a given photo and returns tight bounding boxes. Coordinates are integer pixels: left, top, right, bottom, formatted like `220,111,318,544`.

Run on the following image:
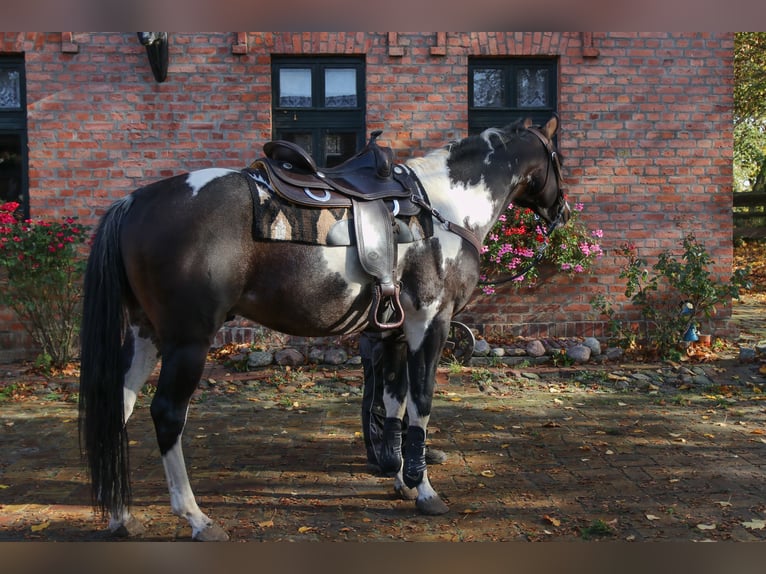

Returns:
402,317,451,515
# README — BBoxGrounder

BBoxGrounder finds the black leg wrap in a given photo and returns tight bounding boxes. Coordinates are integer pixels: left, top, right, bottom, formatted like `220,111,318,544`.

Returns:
403,426,427,488
379,417,403,475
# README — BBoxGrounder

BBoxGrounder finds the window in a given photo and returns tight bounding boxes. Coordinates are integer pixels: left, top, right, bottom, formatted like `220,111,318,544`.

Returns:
468,58,557,135
272,57,365,168
0,56,28,219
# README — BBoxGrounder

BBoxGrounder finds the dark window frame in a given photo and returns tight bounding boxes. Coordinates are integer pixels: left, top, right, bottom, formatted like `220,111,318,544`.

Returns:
468,57,558,135
0,55,29,219
271,56,366,167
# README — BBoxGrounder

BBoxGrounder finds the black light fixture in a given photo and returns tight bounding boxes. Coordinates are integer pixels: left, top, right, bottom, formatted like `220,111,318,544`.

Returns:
137,32,168,83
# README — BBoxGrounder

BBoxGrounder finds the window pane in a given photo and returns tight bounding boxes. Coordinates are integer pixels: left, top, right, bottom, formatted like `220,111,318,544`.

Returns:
324,132,357,167
0,69,21,109
280,132,313,156
279,68,312,107
0,133,24,208
472,69,504,108
517,68,549,108
324,68,357,108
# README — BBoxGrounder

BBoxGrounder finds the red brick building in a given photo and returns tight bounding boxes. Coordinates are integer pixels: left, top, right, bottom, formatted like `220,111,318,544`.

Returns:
0,32,735,361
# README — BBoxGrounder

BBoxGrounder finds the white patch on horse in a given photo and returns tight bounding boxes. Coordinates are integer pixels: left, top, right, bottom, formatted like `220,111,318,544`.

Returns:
406,153,496,237
401,298,442,352
480,127,505,165
122,325,159,422
162,438,216,538
186,168,237,197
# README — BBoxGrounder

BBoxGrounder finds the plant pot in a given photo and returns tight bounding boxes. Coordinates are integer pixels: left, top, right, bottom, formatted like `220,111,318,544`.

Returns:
698,334,712,347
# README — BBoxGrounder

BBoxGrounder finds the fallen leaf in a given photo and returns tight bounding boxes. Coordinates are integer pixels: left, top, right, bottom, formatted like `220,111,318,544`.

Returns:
449,397,462,402
646,514,661,521
298,526,316,533
696,523,716,531
617,401,628,407
480,469,496,478
543,514,561,527
460,508,479,514
492,425,506,430
31,521,50,532
715,501,732,508
258,519,274,528
742,519,766,530
749,429,766,435
542,421,560,428
0,484,9,489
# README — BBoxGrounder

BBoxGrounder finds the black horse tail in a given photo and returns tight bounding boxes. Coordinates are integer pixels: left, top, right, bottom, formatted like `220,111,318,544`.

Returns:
78,195,134,518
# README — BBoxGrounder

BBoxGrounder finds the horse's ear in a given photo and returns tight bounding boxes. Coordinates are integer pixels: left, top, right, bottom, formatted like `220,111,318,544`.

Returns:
523,118,534,129
542,115,559,140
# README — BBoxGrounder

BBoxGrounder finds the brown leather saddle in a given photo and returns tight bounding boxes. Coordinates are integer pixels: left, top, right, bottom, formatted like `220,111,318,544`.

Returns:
250,131,423,330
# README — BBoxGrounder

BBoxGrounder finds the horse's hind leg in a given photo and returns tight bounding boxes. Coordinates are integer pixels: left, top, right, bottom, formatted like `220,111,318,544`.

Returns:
108,323,160,537
150,341,229,541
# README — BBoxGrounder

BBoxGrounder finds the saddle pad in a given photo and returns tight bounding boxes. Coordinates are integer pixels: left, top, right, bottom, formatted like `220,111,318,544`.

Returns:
245,168,434,246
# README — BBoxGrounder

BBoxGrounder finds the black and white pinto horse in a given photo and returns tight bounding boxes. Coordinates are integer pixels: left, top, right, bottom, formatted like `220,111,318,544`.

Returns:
79,116,569,540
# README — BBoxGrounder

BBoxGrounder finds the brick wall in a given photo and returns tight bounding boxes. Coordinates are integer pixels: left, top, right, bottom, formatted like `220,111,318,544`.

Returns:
0,32,734,359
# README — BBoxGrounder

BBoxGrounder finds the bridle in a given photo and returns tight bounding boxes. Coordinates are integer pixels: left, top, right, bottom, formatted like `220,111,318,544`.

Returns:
479,124,567,287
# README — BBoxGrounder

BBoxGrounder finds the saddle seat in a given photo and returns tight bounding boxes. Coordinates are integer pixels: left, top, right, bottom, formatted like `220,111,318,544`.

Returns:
259,130,414,207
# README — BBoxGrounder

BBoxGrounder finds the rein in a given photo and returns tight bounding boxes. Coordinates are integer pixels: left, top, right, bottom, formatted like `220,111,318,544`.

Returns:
403,165,484,254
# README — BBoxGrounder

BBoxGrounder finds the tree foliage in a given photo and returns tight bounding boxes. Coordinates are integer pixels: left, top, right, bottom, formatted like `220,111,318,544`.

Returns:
734,33,766,192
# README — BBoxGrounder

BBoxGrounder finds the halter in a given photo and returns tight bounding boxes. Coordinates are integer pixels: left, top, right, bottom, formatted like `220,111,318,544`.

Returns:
479,124,567,287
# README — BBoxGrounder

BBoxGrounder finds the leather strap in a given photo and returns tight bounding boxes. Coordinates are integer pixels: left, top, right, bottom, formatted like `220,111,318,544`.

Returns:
405,166,483,256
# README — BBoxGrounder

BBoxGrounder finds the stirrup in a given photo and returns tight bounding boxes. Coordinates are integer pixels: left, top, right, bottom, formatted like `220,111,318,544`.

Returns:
369,283,404,330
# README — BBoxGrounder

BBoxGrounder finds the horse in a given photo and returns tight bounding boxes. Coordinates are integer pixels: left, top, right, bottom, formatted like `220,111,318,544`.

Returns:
78,115,569,541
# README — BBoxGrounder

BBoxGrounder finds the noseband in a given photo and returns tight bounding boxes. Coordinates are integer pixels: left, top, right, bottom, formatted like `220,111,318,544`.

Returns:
525,125,566,234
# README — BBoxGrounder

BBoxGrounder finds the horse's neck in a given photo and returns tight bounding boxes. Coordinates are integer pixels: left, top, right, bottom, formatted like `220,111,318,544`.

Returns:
405,151,507,243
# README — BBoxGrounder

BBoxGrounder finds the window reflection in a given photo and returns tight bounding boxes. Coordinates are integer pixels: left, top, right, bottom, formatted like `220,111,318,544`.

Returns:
324,68,357,108
279,68,312,107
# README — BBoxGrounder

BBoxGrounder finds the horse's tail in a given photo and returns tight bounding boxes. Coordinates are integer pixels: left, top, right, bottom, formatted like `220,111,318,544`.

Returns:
78,195,134,517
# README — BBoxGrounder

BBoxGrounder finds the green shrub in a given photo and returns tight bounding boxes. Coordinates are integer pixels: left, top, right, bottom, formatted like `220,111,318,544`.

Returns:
0,201,91,369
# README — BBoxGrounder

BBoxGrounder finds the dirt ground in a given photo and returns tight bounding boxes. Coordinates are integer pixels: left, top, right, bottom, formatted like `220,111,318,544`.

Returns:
1,242,765,542
2,351,766,542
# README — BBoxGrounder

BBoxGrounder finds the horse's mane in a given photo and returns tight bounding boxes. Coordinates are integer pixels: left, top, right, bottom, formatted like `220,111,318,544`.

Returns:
442,119,528,165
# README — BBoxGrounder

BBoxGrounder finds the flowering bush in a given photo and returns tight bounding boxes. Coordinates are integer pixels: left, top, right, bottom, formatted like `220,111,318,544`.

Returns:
479,202,604,294
0,201,91,369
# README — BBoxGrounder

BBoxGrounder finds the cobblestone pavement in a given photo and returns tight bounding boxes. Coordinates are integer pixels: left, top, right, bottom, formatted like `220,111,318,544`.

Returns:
2,348,766,541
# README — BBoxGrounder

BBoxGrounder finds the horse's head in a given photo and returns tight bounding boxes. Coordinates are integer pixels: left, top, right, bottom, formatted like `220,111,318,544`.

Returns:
506,116,570,233
443,115,569,242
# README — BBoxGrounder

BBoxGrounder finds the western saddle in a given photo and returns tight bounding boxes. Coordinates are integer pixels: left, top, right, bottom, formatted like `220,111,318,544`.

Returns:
252,131,422,330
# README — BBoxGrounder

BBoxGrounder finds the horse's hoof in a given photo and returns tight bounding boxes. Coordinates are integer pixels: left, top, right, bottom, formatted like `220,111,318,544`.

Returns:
416,495,450,515
110,515,146,538
394,483,418,501
193,522,230,542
